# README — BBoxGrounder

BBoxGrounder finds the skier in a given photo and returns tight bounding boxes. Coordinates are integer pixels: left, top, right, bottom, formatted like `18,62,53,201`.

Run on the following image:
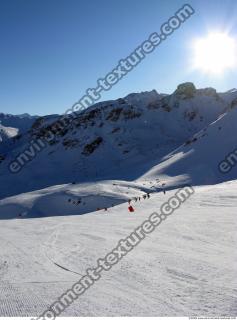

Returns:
143,195,146,200
147,193,150,199
128,199,131,205
128,205,135,213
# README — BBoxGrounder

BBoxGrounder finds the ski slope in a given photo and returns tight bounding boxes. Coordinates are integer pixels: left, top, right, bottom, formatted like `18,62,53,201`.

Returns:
0,84,236,316
0,182,236,316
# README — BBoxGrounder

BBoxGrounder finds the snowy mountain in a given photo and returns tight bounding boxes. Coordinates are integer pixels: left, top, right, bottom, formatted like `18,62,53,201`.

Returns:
0,82,236,202
0,83,237,317
0,112,39,141
142,104,237,186
0,124,19,142
0,82,237,216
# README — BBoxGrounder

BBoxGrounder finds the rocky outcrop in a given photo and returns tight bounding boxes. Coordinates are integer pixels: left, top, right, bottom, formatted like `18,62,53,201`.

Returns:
82,137,103,155
174,82,196,99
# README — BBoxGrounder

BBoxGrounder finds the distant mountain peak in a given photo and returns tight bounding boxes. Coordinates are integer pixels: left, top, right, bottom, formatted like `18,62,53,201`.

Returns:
0,83,237,199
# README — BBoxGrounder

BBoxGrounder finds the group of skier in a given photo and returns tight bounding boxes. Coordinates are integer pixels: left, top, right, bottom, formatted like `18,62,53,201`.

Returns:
127,192,152,212
67,180,167,214
127,184,167,213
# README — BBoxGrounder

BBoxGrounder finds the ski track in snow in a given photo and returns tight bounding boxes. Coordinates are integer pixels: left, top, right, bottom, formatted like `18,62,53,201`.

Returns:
0,182,236,316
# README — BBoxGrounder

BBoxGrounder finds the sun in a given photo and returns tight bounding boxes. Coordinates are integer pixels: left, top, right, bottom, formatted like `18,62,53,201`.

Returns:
192,32,237,74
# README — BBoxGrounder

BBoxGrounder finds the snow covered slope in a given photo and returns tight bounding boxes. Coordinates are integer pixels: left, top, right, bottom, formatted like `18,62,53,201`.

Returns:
0,182,236,316
0,83,235,200
142,105,237,186
0,112,38,136
0,177,169,219
1,103,237,219
0,124,19,142
0,84,236,317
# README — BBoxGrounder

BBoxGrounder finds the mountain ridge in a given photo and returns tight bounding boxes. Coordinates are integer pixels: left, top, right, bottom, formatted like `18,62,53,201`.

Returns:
0,82,237,202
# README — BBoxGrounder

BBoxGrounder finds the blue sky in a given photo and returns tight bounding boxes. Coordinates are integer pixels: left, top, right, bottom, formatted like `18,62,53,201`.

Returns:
0,0,237,115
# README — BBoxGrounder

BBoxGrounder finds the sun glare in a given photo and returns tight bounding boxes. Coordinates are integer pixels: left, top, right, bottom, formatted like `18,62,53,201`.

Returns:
193,32,237,74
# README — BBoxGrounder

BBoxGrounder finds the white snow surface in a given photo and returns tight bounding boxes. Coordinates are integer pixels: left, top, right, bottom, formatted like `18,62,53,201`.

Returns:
0,124,19,142
0,182,236,316
142,106,237,186
0,84,237,316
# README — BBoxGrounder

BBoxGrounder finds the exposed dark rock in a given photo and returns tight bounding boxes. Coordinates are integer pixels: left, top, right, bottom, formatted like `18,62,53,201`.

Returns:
82,137,103,155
